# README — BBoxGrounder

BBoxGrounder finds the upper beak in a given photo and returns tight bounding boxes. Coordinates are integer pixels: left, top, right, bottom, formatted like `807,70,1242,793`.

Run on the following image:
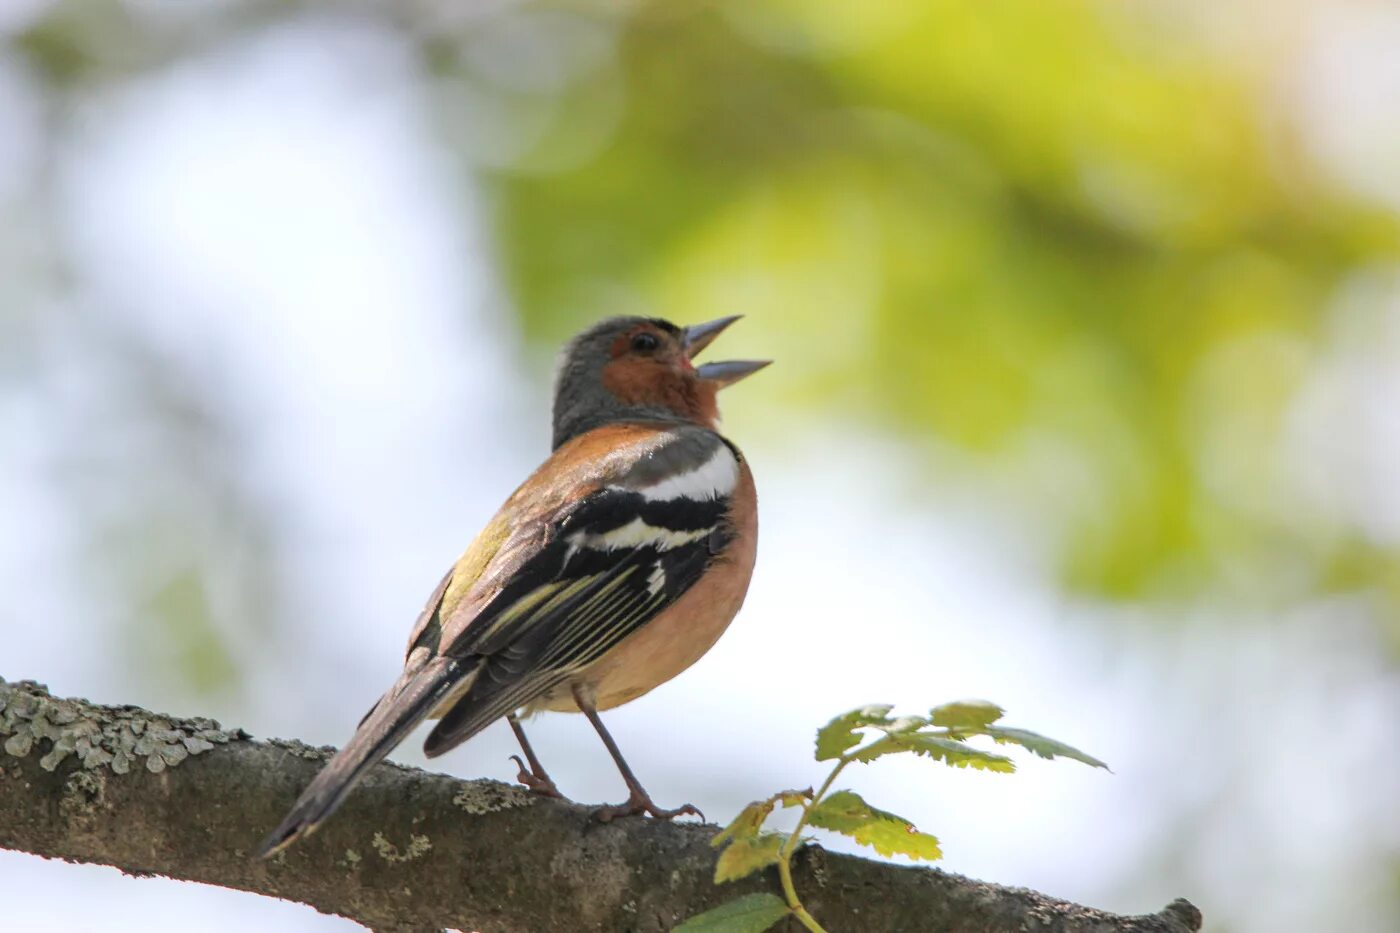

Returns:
682,316,772,388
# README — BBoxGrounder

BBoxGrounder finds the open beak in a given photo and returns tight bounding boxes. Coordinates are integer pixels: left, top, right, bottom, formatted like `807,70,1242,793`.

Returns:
682,316,772,388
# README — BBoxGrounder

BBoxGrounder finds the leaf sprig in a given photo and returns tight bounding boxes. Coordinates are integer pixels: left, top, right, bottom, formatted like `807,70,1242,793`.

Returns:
677,700,1107,933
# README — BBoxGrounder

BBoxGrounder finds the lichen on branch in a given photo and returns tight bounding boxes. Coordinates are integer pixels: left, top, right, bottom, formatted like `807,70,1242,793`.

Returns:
0,678,1201,933
1,678,243,774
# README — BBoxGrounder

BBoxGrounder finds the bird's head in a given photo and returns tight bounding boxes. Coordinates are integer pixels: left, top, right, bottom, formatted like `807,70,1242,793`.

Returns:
552,315,769,448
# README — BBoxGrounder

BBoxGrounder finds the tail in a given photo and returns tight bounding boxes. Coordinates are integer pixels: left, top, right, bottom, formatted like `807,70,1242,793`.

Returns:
255,656,471,859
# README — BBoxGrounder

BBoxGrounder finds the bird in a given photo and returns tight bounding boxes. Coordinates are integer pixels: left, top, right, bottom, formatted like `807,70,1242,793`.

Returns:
257,315,768,858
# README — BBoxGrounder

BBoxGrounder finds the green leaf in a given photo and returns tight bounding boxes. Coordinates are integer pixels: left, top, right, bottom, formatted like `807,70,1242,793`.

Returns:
876,715,929,734
807,790,942,860
805,790,882,833
712,791,810,848
674,893,791,933
815,704,893,761
714,833,785,883
713,800,776,848
773,788,812,808
984,727,1109,769
929,700,1004,730
850,733,1016,772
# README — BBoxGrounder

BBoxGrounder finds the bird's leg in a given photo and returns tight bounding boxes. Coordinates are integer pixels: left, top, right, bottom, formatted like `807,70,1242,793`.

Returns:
507,713,564,800
571,684,703,822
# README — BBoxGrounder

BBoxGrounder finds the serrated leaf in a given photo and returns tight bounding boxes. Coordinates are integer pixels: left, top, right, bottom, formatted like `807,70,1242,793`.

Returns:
713,800,776,848
805,790,879,832
773,788,812,808
674,893,791,933
851,733,1016,771
877,715,929,734
929,700,1004,730
807,790,942,860
815,704,893,761
713,790,810,849
984,727,1109,769
714,833,785,883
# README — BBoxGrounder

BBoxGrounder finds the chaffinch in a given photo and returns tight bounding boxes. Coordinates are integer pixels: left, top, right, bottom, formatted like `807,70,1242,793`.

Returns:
258,315,768,857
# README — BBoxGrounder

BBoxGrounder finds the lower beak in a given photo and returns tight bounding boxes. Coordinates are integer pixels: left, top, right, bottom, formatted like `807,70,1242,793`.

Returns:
696,359,772,387
683,316,772,388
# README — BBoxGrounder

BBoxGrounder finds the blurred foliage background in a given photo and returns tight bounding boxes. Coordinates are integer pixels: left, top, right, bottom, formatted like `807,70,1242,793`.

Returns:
2,1,1399,932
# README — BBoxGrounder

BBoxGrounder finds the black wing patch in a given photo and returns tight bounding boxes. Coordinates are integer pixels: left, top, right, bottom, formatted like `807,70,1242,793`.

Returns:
421,483,730,756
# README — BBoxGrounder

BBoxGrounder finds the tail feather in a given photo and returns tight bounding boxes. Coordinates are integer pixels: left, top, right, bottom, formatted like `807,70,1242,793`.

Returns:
423,673,537,759
256,656,468,859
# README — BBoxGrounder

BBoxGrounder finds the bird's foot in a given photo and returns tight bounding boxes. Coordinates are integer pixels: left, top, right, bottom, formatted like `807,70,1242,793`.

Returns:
509,755,565,800
595,789,704,823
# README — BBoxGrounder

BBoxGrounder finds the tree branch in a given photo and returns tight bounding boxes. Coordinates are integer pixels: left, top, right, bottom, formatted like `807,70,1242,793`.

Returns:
0,678,1200,932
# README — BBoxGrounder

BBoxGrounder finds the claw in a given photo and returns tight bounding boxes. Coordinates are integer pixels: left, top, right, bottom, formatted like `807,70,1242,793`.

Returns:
595,789,703,823
509,754,565,800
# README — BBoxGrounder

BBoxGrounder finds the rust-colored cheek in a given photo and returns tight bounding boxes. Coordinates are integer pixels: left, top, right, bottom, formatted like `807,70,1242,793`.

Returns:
602,359,718,427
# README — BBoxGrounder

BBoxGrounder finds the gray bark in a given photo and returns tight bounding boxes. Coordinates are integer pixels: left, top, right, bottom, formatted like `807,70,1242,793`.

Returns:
0,678,1200,932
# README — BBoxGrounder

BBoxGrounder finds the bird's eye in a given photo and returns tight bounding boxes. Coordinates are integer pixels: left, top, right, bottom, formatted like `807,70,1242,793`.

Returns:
630,332,660,353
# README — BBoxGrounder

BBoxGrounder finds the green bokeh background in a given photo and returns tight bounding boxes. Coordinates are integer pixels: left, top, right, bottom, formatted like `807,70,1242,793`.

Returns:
4,1,1399,930
18,0,1399,628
